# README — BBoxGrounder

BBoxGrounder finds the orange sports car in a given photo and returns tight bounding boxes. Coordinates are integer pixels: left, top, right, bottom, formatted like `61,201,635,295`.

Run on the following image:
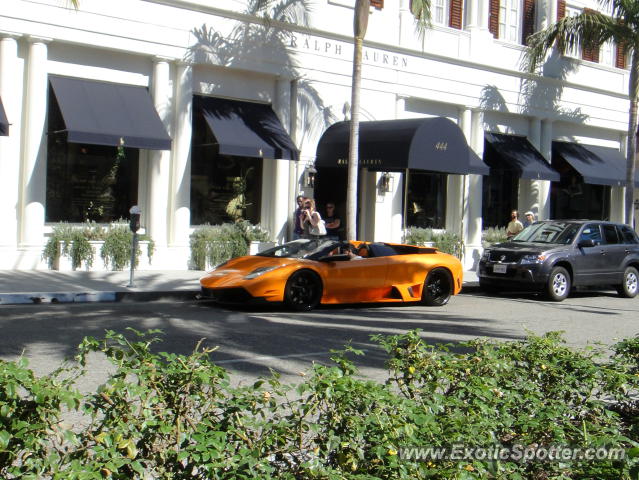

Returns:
199,239,463,311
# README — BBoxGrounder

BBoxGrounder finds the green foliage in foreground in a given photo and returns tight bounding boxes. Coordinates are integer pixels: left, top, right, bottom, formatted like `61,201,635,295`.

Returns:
2,330,639,479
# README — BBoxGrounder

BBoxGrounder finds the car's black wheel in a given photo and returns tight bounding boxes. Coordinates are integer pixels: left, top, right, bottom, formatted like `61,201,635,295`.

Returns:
284,270,322,311
617,266,639,298
546,266,570,301
422,268,453,306
479,279,499,294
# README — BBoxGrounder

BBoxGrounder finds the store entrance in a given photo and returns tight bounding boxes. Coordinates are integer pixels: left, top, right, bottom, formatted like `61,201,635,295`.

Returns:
314,166,348,238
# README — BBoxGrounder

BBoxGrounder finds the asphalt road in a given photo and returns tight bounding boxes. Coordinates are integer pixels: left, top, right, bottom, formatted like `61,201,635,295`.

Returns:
0,290,637,390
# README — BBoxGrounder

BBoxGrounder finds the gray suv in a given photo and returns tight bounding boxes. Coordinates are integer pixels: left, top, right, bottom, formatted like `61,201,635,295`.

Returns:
478,220,639,301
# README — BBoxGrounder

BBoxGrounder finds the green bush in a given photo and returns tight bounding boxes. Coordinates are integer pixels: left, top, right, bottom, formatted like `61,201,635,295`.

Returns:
404,227,463,258
42,222,154,271
482,226,509,247
42,223,95,270
2,329,638,479
189,222,269,270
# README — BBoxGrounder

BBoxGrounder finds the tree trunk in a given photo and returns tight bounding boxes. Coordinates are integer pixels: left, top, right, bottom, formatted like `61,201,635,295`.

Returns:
347,0,370,240
625,50,639,226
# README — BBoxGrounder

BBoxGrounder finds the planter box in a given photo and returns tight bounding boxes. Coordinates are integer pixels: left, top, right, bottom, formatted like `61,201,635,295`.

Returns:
52,241,152,271
249,241,276,255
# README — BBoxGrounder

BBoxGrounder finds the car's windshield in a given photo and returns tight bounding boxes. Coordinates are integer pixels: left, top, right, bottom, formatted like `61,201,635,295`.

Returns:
256,239,339,259
511,221,581,244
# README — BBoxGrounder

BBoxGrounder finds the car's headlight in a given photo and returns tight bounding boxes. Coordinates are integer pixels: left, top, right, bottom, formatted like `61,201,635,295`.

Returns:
244,266,279,279
520,254,546,265
481,250,491,261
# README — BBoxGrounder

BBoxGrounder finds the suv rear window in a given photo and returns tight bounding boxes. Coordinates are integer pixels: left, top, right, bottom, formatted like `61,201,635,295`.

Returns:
619,225,639,244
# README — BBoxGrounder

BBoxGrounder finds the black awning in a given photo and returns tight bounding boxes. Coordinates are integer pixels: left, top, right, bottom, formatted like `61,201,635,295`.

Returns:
196,95,299,161
484,133,560,181
553,141,637,187
315,117,489,175
49,75,171,150
0,97,8,136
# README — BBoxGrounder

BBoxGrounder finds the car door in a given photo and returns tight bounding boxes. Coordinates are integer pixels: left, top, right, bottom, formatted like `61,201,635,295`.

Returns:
572,223,605,286
599,224,627,284
322,252,390,303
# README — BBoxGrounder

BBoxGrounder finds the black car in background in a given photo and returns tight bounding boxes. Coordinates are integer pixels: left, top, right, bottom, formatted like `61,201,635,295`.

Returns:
478,220,639,301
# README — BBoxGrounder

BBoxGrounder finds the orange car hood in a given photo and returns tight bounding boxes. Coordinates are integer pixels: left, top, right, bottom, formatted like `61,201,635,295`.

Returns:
200,255,299,284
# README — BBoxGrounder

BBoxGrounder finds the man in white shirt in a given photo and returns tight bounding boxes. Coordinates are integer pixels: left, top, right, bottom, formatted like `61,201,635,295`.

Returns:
506,210,524,238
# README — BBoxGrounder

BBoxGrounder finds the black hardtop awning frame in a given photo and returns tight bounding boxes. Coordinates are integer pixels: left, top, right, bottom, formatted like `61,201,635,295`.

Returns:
0,96,8,136
485,132,560,181
315,116,489,175
48,75,172,150
195,95,299,161
552,141,638,187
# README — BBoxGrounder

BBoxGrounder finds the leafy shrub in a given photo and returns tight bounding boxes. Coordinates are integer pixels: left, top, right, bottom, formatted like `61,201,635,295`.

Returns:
42,223,95,270
404,227,463,258
100,224,155,271
42,222,154,271
2,329,639,479
482,226,508,247
189,222,269,270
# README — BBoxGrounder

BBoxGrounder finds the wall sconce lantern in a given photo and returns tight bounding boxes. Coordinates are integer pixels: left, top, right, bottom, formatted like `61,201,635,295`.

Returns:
380,172,394,194
304,165,317,188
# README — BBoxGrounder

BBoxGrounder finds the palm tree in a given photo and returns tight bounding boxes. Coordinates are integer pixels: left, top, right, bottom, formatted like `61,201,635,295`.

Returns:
523,0,638,226
346,0,432,240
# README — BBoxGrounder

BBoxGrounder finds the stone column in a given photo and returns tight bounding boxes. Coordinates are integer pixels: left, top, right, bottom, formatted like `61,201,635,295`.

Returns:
147,57,172,248
271,77,293,243
20,37,49,248
539,119,553,220
398,0,413,47
446,108,468,240
518,117,542,218
0,34,21,252
610,133,627,223
465,109,485,270
169,62,192,248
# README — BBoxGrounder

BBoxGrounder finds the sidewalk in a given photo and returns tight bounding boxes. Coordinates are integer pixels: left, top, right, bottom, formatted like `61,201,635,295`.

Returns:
0,269,480,305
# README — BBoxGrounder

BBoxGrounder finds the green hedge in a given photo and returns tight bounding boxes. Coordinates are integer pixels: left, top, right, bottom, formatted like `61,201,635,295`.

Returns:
404,227,463,258
1,329,639,479
189,221,270,270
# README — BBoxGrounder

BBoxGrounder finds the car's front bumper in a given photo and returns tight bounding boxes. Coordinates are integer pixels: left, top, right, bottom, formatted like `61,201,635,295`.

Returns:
478,261,549,290
200,287,271,305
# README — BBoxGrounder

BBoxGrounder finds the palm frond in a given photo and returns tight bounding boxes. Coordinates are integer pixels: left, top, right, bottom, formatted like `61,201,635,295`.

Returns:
410,0,432,39
522,10,621,73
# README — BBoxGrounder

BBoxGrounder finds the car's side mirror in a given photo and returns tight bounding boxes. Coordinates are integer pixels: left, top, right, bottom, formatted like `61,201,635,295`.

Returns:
578,239,596,248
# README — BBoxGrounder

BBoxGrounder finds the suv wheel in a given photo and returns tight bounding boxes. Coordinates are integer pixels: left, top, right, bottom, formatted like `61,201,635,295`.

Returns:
546,266,570,302
617,266,638,298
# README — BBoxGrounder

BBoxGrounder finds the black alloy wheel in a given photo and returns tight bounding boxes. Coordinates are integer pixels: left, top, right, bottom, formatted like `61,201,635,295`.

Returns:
617,266,639,298
422,268,453,306
284,270,322,311
546,266,570,302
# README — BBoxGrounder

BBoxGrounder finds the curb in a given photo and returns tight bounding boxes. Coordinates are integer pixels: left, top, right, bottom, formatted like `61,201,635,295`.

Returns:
0,290,200,306
0,286,482,306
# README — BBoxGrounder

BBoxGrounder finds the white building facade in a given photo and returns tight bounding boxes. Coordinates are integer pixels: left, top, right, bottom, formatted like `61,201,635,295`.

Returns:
0,0,636,271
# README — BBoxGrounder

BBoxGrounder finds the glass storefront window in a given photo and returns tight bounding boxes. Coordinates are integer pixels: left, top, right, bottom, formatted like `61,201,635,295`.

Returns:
190,100,262,225
405,171,447,229
481,171,518,228
550,176,610,220
46,93,139,223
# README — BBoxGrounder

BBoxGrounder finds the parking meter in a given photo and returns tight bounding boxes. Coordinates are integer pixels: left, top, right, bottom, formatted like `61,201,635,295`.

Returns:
127,206,141,287
129,205,141,233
